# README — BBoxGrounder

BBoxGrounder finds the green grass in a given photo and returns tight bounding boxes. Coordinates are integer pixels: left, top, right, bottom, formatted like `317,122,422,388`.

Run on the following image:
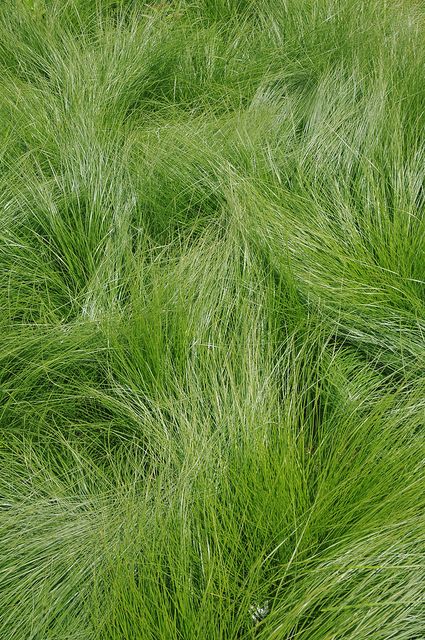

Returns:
1,0,425,637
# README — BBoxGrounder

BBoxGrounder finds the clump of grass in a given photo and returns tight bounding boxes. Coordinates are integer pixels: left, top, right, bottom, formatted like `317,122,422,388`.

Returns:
1,1,425,638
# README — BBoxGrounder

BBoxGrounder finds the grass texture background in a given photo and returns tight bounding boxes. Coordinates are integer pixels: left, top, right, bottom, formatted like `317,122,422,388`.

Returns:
1,0,425,638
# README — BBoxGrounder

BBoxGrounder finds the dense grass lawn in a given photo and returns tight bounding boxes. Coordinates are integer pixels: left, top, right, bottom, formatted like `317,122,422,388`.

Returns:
1,1,425,638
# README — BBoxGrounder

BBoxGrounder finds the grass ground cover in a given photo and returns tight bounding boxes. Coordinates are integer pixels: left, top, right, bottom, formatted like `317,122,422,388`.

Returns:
1,1,425,638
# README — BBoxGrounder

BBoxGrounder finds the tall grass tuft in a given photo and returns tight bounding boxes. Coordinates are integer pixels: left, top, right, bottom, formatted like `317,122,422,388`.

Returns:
1,1,425,638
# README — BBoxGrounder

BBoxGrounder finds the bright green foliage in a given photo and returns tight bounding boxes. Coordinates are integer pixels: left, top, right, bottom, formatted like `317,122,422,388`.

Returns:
1,1,425,638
